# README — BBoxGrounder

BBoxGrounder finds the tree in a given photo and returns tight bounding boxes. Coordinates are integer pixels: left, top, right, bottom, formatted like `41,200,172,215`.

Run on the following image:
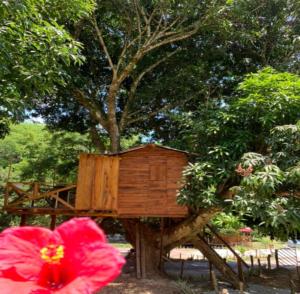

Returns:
0,0,95,135
28,0,300,274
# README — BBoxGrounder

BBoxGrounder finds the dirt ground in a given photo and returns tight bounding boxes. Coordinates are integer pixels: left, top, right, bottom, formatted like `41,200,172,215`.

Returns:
100,276,181,294
99,267,299,294
100,248,298,293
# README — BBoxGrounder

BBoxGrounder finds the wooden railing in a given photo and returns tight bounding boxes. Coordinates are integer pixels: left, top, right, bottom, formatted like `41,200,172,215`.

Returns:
4,182,77,211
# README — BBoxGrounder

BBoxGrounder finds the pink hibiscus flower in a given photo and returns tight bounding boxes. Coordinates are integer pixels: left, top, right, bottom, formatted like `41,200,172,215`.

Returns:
0,218,125,293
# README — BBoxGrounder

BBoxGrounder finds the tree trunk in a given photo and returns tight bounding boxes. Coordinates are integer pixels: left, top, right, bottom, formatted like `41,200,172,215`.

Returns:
121,207,220,276
109,124,121,153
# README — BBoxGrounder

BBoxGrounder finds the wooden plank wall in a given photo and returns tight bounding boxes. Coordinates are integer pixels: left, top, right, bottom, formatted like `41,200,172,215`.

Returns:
118,146,188,217
75,154,119,210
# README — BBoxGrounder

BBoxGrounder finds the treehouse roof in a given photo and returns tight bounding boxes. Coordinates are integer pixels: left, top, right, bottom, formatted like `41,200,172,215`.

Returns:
107,143,190,156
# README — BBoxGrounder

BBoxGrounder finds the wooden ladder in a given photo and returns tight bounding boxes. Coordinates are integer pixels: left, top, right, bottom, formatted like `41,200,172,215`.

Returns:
192,234,243,289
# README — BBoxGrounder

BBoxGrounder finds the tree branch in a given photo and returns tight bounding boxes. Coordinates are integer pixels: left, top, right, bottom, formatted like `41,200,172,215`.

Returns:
73,89,108,130
119,49,180,131
91,15,116,75
126,96,194,126
144,25,199,54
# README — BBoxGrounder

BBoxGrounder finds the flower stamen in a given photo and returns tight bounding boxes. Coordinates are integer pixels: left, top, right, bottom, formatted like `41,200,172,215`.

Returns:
40,244,64,264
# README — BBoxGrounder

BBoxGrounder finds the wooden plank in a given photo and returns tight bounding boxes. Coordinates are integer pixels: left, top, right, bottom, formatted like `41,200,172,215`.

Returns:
92,156,119,210
109,157,119,210
76,154,96,209
52,195,75,209
93,156,104,209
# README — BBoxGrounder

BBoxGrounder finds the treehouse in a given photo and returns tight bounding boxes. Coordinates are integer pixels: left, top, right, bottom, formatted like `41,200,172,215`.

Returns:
76,144,188,217
3,144,247,288
3,144,189,218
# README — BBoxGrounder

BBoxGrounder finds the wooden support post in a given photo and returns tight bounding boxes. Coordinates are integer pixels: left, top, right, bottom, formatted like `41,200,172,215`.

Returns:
275,249,279,268
237,258,245,283
140,230,146,279
32,182,39,208
50,215,57,230
211,270,219,294
159,218,164,270
267,254,271,270
4,183,9,207
20,214,27,226
135,222,141,279
180,260,185,279
250,255,254,268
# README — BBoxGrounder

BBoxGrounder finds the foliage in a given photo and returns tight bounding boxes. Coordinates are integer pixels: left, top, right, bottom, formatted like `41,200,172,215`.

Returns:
178,162,221,209
211,212,244,235
0,0,95,133
0,123,93,184
179,68,300,239
0,122,141,185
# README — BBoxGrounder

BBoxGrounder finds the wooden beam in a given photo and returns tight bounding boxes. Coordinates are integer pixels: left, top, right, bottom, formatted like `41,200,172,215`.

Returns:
6,184,77,207
50,215,57,230
20,214,27,226
3,208,117,217
136,222,141,279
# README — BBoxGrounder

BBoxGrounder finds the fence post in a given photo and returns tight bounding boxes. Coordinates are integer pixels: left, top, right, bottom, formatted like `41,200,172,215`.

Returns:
257,258,262,276
267,254,271,270
180,260,185,279
250,255,254,268
275,249,279,268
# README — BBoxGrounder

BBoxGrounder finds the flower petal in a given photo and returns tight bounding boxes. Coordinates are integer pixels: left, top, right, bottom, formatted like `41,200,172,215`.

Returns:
56,218,125,291
0,278,50,294
60,244,125,293
56,218,106,245
0,226,57,280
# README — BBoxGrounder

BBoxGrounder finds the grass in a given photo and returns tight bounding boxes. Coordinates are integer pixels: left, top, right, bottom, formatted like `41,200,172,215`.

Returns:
110,242,132,249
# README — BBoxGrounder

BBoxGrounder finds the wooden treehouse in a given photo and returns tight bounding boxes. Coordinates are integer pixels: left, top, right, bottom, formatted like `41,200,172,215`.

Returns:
3,144,188,218
2,144,248,288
